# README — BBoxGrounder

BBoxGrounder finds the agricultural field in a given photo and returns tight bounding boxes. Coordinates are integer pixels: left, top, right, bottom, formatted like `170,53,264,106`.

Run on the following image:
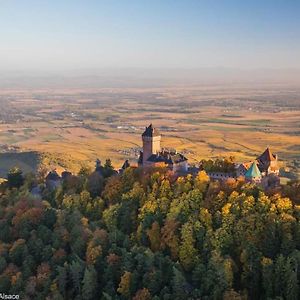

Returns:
0,84,299,178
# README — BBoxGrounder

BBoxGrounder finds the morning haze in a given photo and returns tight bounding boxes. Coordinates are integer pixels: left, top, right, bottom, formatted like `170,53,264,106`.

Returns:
0,0,299,71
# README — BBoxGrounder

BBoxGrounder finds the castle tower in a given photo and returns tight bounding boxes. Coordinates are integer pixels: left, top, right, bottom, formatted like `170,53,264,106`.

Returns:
245,161,262,183
256,148,279,175
142,124,161,164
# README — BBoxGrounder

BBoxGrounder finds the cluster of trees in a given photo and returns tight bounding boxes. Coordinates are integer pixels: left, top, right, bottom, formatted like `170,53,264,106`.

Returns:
200,157,236,173
0,163,300,299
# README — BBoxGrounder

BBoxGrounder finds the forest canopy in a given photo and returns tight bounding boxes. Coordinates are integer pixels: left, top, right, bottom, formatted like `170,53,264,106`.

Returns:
0,165,300,299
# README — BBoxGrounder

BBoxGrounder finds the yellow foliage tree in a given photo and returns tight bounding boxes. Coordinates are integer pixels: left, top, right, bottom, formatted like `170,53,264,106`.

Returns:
86,242,102,265
117,271,132,298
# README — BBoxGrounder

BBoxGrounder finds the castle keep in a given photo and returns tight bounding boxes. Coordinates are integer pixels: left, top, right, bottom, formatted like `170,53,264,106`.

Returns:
138,124,188,172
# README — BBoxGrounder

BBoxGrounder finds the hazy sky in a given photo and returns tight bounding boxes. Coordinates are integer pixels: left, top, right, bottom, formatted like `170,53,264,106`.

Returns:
0,0,299,71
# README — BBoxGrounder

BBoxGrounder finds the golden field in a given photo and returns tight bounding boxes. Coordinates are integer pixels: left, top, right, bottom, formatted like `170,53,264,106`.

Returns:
0,84,299,178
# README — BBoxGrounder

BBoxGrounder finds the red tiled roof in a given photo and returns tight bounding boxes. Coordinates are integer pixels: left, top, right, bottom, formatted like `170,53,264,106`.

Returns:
242,162,253,170
257,148,276,162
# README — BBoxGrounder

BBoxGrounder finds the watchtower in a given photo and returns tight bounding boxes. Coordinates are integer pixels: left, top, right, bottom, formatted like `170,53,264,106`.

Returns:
142,124,161,164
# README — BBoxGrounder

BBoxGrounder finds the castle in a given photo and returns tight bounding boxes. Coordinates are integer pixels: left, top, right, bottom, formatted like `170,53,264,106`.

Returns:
138,124,188,172
44,124,280,190
133,124,280,187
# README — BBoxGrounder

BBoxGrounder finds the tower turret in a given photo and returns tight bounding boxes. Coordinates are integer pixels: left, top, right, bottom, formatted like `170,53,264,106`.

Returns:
142,124,161,164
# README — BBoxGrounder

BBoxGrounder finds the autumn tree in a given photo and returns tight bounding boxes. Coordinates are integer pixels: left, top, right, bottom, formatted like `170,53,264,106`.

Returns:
133,288,151,300
117,271,132,298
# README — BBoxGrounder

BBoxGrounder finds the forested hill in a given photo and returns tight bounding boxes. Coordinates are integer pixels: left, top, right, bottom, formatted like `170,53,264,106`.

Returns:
0,166,300,300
